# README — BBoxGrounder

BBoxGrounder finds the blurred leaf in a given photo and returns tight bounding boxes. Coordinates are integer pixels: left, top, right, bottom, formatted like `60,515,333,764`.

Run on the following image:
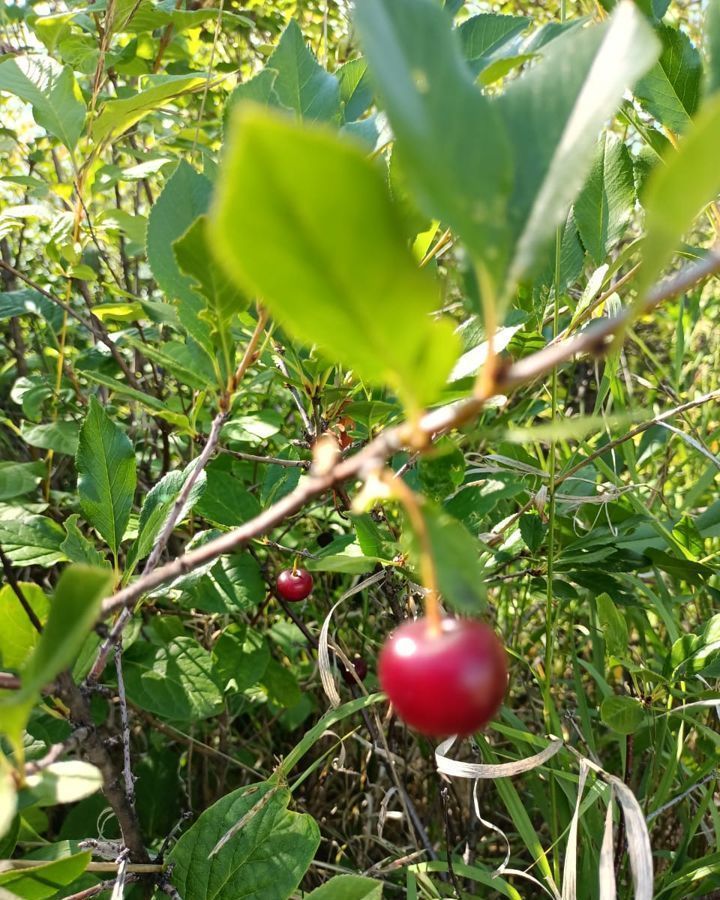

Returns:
639,93,720,299
635,25,701,134
21,422,79,457
600,695,645,734
23,762,103,806
0,461,44,500
0,851,91,898
672,514,704,561
0,772,17,842
355,0,512,286
596,592,629,658
707,1,720,97
77,396,136,557
0,583,49,670
169,781,320,900
212,106,459,414
0,56,85,150
305,875,383,899
495,3,659,287
574,133,635,265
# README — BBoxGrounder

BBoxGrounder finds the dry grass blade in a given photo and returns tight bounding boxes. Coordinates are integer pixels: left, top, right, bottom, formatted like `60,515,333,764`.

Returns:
435,735,564,779
561,762,589,900
599,788,617,900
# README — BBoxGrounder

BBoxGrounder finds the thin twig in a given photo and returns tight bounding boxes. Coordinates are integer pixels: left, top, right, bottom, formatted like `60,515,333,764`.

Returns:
274,348,316,439
114,642,136,810
63,875,141,900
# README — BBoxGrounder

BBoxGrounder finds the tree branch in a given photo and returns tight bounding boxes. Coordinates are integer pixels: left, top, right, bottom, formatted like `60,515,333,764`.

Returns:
99,248,720,620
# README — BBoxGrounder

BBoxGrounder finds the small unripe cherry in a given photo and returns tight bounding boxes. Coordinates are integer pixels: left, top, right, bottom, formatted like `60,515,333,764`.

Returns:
378,616,507,737
341,654,369,685
276,568,313,602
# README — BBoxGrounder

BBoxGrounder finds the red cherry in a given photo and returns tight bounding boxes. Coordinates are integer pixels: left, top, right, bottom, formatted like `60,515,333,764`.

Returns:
276,568,313,602
341,654,369,685
378,616,507,737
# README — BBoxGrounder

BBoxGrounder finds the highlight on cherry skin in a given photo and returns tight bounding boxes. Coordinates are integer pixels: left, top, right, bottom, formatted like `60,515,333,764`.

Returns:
378,616,507,737
276,567,314,602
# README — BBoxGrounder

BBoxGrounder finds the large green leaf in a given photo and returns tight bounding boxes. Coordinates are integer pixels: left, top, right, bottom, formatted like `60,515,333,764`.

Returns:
0,583,49,671
122,636,223,722
635,24,702,134
169,781,320,900
194,458,261,528
91,73,207,143
638,92,720,300
0,56,85,150
0,513,66,568
574,133,635,265
0,851,91,899
212,106,459,414
494,2,659,288
76,396,136,557
354,0,512,286
266,19,340,122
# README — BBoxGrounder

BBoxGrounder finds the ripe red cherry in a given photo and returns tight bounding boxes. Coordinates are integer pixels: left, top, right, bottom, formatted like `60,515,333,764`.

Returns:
379,616,507,737
341,654,369,685
276,568,313,602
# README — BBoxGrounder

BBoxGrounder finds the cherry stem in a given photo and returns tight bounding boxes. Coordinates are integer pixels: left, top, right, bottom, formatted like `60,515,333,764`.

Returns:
292,556,299,575
382,471,442,634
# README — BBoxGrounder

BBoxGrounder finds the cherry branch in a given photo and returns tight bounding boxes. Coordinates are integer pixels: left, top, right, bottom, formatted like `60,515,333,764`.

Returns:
100,248,720,620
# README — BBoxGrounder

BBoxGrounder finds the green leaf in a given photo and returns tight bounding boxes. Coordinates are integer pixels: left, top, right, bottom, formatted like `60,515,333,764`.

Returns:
354,0,512,286
76,396,136,557
635,24,701,134
21,421,79,457
80,370,192,430
638,93,720,300
458,13,530,76
146,161,213,343
672,514,704,561
337,58,373,123
266,20,340,122
225,68,283,126
173,215,248,376
194,459,261,528
0,851,91,899
60,515,109,569
178,552,265,615
213,629,270,693
495,3,659,287
519,513,546,553
91,73,207,143
0,56,85,150
600,695,645,734
0,513,66,568
22,565,113,698
123,636,223,722
305,875,383,899
595,592,629,658
212,106,459,414
128,461,207,571
0,461,44,500
169,781,320,900
23,762,103,806
574,133,635,265
0,583,49,670
403,503,487,613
